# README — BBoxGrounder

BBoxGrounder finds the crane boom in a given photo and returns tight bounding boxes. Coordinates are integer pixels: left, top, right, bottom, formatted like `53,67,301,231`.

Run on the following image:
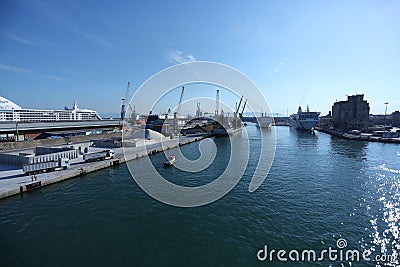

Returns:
124,82,130,101
174,86,185,134
177,86,185,116
235,95,243,116
240,99,247,118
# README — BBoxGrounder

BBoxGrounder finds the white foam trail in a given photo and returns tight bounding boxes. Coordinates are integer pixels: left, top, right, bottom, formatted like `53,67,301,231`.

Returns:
376,164,400,174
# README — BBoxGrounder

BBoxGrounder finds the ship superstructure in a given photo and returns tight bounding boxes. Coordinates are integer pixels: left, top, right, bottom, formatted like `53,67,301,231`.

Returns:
289,106,320,131
0,96,101,122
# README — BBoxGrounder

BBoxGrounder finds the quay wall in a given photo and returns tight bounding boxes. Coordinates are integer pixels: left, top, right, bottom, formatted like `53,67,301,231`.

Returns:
0,136,204,200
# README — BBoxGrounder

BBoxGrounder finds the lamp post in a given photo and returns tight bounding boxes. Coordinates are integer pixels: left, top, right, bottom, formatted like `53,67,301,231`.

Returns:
15,122,19,142
384,102,389,132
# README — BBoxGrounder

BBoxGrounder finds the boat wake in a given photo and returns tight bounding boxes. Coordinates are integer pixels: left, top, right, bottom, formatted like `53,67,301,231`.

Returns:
376,164,400,174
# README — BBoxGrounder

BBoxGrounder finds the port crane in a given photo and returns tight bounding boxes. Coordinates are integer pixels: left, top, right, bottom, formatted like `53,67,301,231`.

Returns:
240,99,247,119
174,86,185,133
233,95,248,128
127,104,137,124
177,86,185,117
235,95,243,118
121,82,131,121
215,89,219,120
196,102,202,118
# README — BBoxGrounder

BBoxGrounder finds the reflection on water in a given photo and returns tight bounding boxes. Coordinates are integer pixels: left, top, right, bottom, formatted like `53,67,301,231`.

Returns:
360,144,400,266
329,137,368,159
290,128,319,148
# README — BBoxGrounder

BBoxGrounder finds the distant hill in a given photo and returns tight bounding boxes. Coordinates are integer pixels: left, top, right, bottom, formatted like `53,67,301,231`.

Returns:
242,112,287,117
99,112,120,119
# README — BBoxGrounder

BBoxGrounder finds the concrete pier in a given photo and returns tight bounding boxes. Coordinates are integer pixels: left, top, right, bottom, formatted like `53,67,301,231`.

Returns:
315,127,400,143
0,136,205,200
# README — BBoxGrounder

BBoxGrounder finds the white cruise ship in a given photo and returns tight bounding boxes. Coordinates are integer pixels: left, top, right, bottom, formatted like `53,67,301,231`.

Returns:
0,96,101,122
289,106,320,131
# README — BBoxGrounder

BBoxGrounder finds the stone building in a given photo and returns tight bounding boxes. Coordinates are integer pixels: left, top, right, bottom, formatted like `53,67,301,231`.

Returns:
331,94,370,130
392,111,400,127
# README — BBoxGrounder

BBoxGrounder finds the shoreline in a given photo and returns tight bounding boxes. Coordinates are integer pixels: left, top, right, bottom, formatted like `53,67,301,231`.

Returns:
315,127,400,144
0,135,205,200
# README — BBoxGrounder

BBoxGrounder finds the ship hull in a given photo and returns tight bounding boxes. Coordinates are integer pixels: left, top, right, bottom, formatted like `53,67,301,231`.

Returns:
290,120,319,131
256,116,273,128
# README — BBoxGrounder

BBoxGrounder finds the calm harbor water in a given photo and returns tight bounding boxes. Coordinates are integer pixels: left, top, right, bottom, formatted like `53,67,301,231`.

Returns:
0,126,399,266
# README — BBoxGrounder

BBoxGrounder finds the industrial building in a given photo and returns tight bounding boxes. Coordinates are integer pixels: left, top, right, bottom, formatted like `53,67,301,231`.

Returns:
392,111,400,127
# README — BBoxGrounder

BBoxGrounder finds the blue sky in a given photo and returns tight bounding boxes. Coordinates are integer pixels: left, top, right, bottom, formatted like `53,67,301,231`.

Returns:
0,0,399,117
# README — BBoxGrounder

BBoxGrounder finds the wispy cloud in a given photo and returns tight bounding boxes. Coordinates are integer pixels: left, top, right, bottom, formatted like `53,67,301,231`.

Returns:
7,33,35,45
74,30,112,47
0,63,32,73
167,50,197,64
274,62,284,73
0,63,63,81
44,75,63,81
6,32,55,47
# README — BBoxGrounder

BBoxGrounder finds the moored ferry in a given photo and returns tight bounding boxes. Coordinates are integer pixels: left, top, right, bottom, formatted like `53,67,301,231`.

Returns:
289,106,320,131
257,115,273,128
